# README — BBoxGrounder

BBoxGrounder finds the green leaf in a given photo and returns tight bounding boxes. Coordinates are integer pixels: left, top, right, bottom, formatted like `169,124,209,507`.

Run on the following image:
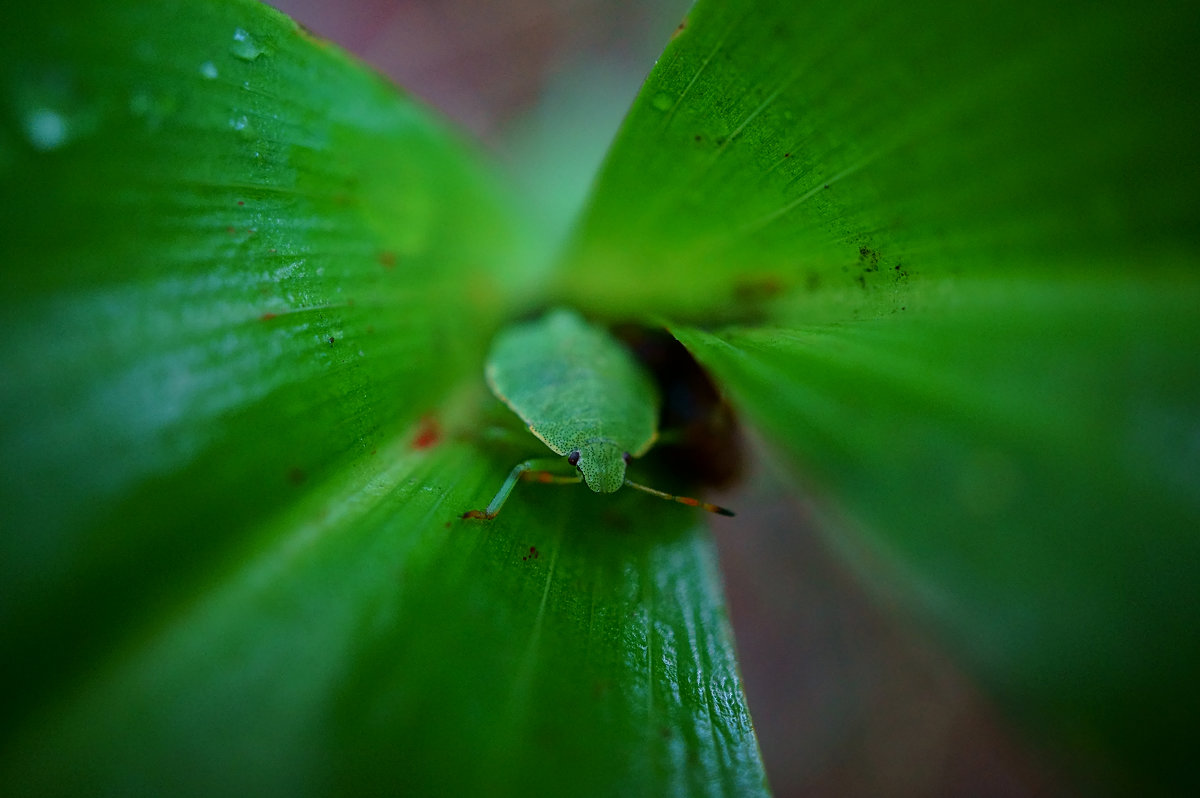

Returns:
563,0,1200,790
1,1,766,795
1,0,520,724
674,279,1200,789
558,0,1199,323
2,432,762,796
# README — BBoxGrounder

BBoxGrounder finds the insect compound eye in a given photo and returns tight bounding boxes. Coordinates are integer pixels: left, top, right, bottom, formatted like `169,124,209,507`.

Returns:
622,452,631,464
567,450,581,467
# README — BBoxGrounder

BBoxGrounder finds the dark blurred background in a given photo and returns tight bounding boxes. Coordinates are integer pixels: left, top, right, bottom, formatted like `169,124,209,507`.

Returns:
266,2,1072,794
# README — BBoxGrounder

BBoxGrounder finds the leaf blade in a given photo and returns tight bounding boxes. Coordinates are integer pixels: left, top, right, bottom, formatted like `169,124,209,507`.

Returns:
2,436,765,797
561,0,1200,789
0,1,767,795
674,273,1200,790
1,0,526,746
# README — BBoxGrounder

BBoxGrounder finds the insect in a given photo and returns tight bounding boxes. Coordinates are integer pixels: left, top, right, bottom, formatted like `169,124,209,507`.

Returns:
462,309,734,520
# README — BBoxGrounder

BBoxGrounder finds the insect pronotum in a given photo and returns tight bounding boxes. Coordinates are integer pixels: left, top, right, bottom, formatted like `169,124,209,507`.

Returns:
462,309,734,520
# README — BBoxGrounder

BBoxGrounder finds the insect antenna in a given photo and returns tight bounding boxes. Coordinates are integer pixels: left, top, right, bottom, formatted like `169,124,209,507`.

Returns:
623,479,735,516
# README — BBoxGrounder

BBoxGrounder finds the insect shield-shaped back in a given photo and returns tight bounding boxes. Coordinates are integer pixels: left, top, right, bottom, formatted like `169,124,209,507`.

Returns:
484,309,660,463
463,309,734,520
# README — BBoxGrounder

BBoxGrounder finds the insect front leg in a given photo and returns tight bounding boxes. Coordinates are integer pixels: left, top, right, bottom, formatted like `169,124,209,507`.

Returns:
461,458,581,520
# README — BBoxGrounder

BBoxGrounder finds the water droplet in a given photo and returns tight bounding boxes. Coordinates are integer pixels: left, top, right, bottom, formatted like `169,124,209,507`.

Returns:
231,28,265,61
651,92,673,112
199,61,219,80
23,107,69,151
229,115,256,139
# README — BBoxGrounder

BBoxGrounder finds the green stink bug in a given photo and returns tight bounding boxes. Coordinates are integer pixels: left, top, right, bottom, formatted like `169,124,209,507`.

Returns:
462,309,734,520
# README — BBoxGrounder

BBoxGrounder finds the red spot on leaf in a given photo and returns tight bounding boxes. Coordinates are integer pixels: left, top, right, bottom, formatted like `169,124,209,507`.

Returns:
411,415,442,450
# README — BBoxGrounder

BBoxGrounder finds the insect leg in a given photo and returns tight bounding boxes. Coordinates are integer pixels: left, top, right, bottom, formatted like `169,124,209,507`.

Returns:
623,479,735,517
523,471,585,485
462,458,580,520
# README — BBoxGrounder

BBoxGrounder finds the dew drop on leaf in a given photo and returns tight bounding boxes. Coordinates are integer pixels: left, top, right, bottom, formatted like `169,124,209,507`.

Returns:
229,115,255,139
23,107,69,151
231,28,265,61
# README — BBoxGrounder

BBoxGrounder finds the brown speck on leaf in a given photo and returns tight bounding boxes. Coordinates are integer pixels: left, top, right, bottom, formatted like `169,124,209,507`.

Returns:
733,275,785,302
411,415,442,450
858,245,881,271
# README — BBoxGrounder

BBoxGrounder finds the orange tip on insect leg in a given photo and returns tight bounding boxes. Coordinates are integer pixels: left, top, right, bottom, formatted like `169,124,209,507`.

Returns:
623,479,735,517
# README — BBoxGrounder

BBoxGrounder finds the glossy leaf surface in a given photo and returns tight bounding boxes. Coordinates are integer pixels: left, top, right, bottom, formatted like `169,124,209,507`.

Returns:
563,0,1200,790
0,1,765,795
